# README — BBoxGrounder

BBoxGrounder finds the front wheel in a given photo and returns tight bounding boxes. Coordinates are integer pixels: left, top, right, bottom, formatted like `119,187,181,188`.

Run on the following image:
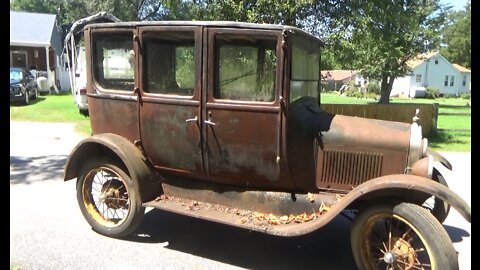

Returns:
24,91,29,105
76,157,145,238
351,202,458,270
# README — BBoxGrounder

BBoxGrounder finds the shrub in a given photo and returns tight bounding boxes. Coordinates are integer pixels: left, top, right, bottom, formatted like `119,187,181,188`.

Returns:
366,80,381,95
425,87,441,99
365,92,378,100
461,92,470,100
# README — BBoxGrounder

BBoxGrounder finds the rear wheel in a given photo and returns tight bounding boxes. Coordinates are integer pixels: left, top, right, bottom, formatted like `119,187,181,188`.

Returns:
76,157,145,238
351,202,458,270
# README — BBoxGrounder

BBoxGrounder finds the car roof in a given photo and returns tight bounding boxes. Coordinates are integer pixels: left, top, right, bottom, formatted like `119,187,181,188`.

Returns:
84,21,322,43
10,67,23,71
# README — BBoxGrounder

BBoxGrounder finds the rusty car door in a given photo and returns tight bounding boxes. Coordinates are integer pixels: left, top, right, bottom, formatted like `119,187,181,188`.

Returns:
138,26,204,177
204,28,283,185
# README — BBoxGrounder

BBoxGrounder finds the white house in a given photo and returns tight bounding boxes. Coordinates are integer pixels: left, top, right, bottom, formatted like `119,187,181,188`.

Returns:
391,52,471,97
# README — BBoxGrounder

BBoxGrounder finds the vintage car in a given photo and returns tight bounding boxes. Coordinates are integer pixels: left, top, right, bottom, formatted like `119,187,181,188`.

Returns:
64,21,471,270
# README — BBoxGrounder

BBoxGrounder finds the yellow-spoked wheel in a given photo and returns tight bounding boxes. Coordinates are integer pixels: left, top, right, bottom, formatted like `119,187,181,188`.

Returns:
77,158,144,238
351,203,458,270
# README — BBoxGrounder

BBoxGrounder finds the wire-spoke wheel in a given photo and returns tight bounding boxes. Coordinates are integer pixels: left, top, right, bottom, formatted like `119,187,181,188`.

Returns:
77,157,144,238
351,203,458,270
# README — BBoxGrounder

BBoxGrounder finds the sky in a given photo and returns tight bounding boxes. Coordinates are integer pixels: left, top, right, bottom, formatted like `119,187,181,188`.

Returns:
440,0,469,11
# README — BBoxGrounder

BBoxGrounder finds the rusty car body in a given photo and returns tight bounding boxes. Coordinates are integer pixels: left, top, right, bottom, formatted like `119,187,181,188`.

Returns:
64,21,471,270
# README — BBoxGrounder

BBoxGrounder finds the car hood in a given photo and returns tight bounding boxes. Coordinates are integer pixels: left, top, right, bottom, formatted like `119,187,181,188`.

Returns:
10,79,21,85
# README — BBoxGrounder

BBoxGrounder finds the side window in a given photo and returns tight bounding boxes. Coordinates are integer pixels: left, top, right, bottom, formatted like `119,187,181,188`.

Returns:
215,36,276,102
92,33,134,91
143,31,195,96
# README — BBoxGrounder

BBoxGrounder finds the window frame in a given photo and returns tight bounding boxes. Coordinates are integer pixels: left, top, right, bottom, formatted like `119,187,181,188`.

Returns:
90,28,137,96
415,74,422,83
208,28,283,106
138,26,202,101
141,31,196,97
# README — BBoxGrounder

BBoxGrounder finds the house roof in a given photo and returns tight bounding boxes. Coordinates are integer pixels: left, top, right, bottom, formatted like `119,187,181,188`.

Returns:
10,10,58,47
452,63,471,73
406,51,439,69
321,70,357,81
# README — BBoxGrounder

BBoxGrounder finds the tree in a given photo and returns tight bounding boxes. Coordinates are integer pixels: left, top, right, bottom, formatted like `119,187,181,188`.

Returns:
326,0,449,103
440,1,471,69
10,0,59,14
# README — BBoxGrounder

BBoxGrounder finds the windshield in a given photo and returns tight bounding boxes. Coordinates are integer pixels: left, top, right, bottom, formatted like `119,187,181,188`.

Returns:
289,34,321,103
10,69,22,81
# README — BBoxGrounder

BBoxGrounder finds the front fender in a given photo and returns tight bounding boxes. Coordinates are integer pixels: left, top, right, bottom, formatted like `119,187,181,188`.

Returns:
64,133,162,202
427,147,453,170
274,174,471,236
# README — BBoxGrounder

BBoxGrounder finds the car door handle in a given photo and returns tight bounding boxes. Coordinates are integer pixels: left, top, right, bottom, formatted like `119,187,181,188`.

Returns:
204,120,216,126
185,116,198,123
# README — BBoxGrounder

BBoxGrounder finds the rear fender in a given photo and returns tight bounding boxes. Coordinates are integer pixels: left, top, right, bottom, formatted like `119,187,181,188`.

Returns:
274,174,471,236
64,133,162,202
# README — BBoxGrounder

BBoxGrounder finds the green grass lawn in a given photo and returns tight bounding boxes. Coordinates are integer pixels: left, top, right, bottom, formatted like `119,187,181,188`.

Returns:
437,115,471,130
10,94,92,136
321,92,471,152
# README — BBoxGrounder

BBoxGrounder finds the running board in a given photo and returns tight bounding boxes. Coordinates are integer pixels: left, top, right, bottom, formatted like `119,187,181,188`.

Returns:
143,192,343,237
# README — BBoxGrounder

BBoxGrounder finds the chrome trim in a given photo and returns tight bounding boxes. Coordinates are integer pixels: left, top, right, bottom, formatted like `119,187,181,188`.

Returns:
407,121,423,169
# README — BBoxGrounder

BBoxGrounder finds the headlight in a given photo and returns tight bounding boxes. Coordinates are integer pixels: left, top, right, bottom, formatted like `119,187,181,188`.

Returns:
411,155,433,179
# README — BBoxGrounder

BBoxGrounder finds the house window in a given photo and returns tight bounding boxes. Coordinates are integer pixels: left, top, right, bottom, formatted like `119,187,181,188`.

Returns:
444,75,449,86
462,75,467,87
450,75,454,86
10,51,28,69
435,60,438,64
415,74,422,83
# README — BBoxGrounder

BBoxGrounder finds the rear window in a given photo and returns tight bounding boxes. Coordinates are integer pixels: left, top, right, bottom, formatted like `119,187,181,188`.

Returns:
92,32,134,92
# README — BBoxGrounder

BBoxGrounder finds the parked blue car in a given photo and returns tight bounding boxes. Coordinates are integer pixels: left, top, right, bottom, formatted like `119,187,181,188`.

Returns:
10,67,38,105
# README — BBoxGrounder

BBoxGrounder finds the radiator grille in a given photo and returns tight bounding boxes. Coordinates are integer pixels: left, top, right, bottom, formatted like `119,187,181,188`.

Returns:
321,149,383,186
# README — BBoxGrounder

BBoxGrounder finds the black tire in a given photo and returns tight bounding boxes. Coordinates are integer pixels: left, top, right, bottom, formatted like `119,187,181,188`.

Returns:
351,202,458,270
24,91,29,105
423,173,451,223
79,109,89,117
76,157,145,238
33,87,38,100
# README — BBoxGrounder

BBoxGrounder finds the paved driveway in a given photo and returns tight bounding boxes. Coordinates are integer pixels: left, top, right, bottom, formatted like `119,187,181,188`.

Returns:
10,121,471,269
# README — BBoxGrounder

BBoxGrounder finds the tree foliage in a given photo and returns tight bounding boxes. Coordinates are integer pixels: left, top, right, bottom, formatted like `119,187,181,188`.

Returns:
440,0,470,69
10,0,59,14
11,0,457,104
326,0,448,103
